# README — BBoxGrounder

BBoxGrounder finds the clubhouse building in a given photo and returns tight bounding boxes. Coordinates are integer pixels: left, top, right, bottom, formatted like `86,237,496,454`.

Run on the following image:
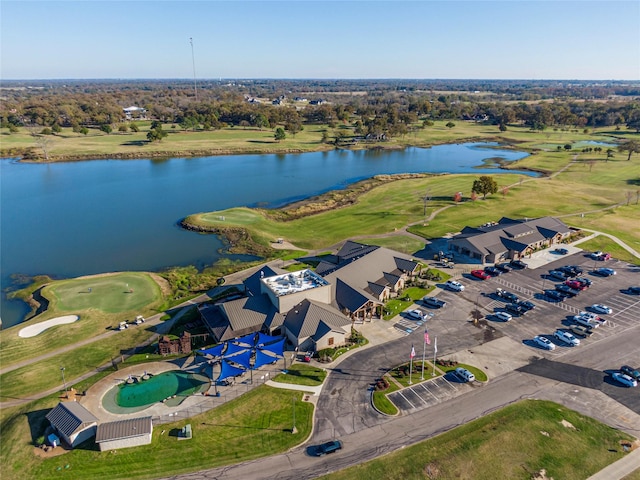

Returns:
198,241,421,352
447,216,573,264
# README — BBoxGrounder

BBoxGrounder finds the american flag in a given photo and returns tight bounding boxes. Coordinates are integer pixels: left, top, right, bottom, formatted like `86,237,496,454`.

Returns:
410,345,416,359
424,328,431,345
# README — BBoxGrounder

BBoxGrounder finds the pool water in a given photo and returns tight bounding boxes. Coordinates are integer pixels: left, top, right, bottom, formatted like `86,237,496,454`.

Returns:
115,371,209,408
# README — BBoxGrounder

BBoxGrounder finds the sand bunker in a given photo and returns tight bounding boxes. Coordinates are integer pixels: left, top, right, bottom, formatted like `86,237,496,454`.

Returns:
18,315,79,338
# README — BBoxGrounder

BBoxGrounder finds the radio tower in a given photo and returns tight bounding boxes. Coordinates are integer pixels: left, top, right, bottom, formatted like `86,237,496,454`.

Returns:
190,37,198,101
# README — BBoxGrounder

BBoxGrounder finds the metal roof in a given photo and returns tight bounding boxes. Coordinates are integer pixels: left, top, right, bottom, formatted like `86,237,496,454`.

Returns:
284,299,351,339
96,417,152,443
46,402,98,438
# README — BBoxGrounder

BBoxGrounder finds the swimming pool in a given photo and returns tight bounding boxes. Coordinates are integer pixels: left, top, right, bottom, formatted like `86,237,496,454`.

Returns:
103,370,210,413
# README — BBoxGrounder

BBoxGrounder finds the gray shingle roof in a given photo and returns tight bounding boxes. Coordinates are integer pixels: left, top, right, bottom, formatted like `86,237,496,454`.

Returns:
46,402,98,438
284,299,351,339
336,240,379,262
96,417,152,443
449,217,571,257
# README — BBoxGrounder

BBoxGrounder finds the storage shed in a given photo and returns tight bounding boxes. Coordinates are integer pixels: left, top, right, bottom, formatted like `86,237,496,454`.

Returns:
95,416,153,451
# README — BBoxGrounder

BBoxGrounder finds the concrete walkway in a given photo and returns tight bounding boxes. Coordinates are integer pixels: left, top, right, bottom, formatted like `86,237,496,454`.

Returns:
586,446,640,480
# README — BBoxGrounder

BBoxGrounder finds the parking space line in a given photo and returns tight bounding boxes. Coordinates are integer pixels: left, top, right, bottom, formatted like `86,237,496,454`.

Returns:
418,382,441,402
411,387,430,405
440,376,459,392
397,391,416,409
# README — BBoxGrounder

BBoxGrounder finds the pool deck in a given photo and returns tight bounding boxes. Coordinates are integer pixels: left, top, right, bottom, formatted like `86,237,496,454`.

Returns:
79,356,294,424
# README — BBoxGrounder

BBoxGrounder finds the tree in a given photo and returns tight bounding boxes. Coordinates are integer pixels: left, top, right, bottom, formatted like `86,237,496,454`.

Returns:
118,124,129,133
79,127,89,135
563,144,572,150
100,124,112,134
445,121,456,129
274,127,286,142
129,123,139,133
147,125,167,142
472,176,498,199
499,123,507,132
619,140,640,161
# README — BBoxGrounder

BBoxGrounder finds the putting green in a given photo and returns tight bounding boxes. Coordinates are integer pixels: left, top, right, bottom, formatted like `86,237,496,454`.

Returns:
46,273,160,314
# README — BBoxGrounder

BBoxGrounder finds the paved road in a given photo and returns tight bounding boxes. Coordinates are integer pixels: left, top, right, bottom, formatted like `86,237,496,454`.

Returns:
164,316,640,480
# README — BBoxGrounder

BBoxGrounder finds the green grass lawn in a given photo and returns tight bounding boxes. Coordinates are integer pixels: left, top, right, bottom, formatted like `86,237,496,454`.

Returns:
383,286,433,320
0,273,164,369
272,363,327,386
318,400,635,480
1,386,313,480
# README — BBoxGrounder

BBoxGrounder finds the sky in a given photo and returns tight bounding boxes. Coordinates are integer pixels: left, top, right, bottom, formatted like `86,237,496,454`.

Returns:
1,0,639,80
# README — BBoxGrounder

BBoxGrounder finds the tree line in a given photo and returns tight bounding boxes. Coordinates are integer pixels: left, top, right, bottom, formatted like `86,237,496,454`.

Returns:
1,79,639,140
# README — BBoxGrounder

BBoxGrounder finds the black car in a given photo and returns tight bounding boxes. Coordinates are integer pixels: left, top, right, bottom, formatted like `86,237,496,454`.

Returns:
575,277,592,287
509,259,528,269
548,270,568,280
496,288,519,303
626,286,640,295
517,300,536,311
545,290,565,302
554,248,569,255
505,303,525,316
555,284,579,297
495,263,512,273
484,266,502,276
314,440,343,456
621,365,640,381
557,266,578,277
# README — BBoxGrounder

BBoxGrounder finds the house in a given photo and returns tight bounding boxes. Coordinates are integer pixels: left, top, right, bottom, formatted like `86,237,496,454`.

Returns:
122,106,147,120
46,401,99,448
95,417,153,451
448,217,573,264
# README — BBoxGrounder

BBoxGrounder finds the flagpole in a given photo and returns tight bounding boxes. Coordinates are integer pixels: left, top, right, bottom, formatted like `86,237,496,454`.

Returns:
409,345,414,385
421,331,427,380
432,336,437,376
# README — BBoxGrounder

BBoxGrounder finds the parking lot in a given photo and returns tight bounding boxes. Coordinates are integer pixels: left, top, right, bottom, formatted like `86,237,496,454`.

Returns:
391,251,640,415
452,254,640,357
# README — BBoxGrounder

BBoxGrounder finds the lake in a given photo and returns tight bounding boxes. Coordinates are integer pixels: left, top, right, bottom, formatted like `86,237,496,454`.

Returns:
0,142,531,327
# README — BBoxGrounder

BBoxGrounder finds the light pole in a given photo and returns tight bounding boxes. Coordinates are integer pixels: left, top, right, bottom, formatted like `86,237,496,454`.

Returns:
60,367,67,396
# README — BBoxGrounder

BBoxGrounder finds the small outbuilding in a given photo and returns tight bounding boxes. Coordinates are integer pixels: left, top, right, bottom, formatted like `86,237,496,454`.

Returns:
45,401,99,448
95,416,153,451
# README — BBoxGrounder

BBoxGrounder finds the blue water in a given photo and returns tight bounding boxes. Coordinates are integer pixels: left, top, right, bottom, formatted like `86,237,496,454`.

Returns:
0,143,531,327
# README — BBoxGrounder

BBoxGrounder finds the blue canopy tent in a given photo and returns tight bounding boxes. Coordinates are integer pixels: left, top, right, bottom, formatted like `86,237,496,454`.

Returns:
254,349,278,369
234,333,257,347
259,338,285,357
197,344,225,358
217,359,246,382
223,342,247,357
229,349,253,369
256,333,281,347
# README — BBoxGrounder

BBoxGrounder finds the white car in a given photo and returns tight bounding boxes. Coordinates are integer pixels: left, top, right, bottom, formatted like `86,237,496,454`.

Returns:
454,367,475,382
495,311,513,322
590,304,612,315
612,372,638,388
444,280,464,292
573,314,599,329
554,329,580,346
407,309,424,320
533,335,556,350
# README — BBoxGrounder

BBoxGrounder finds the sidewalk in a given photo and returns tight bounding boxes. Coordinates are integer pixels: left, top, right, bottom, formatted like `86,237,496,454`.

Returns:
586,446,640,480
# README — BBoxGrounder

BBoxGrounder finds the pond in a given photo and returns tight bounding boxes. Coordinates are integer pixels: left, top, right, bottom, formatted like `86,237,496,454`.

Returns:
0,142,532,327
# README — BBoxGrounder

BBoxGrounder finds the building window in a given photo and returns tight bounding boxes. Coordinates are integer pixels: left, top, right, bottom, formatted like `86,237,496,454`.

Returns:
328,337,334,346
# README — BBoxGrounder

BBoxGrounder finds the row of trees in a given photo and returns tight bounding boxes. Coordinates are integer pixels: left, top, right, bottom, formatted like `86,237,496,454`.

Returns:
2,81,640,141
